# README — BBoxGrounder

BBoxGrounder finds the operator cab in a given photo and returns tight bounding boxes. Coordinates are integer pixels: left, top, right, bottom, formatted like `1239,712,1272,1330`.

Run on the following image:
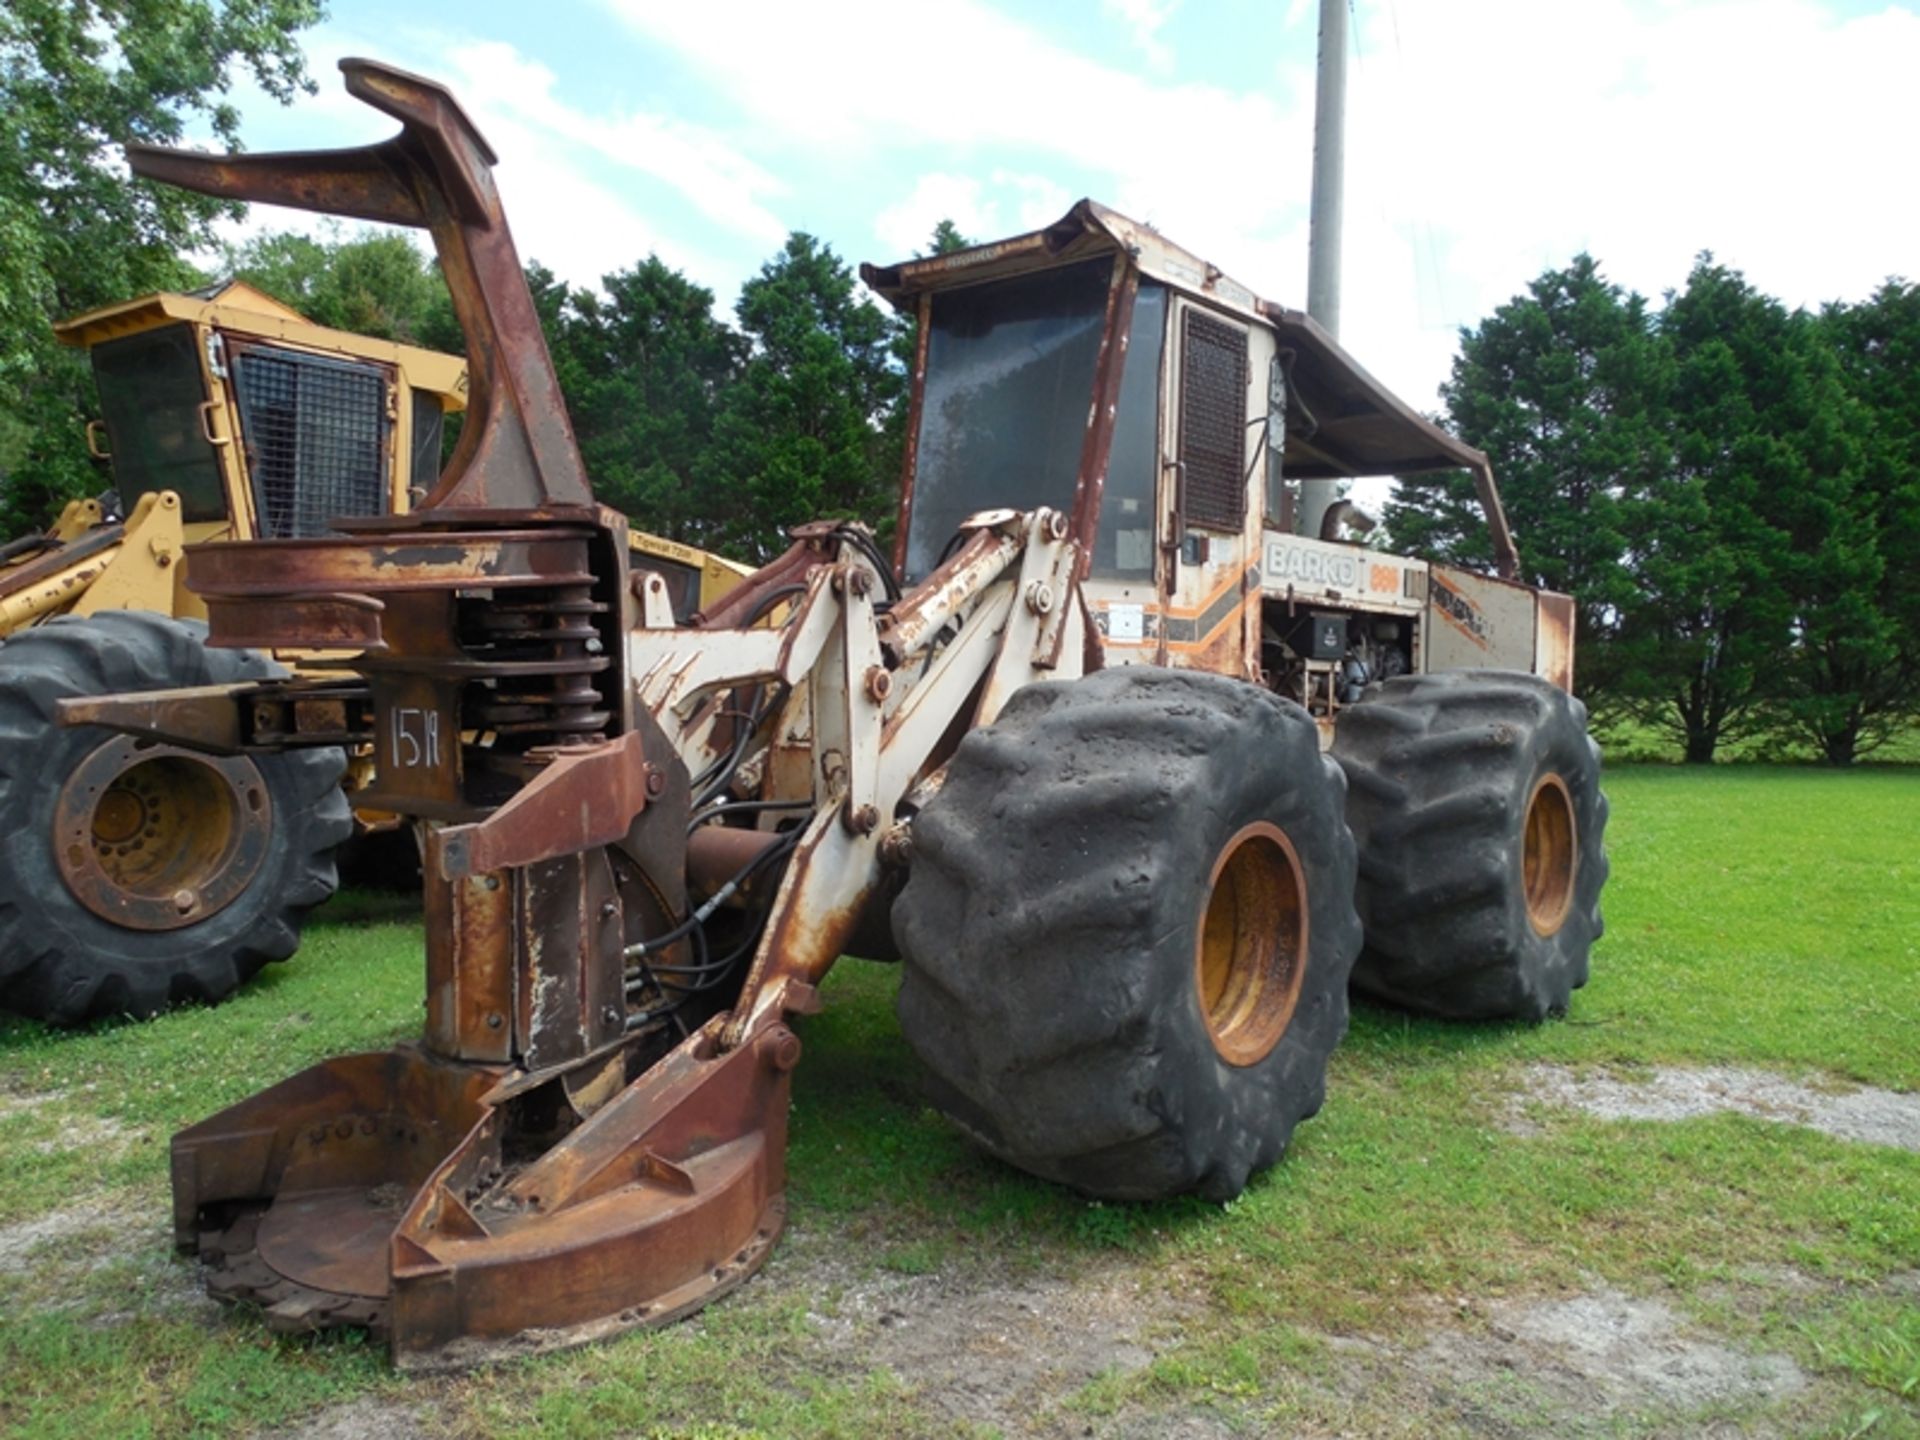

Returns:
56,281,465,555
864,201,1571,736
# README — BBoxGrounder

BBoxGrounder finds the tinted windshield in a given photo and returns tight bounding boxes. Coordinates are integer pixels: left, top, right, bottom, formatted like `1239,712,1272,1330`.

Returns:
89,325,226,521
903,260,1111,581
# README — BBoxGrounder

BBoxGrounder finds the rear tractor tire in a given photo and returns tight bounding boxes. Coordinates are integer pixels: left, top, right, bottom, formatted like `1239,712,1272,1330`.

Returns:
893,666,1362,1203
0,612,351,1024
1331,669,1608,1022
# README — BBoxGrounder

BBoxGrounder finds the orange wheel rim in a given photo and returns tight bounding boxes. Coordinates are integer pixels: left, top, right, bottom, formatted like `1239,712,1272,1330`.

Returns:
53,739,272,931
1522,773,1577,937
1194,822,1309,1067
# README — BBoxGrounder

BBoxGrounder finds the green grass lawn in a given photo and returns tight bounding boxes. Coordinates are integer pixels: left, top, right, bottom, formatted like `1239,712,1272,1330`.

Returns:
1,766,1916,1438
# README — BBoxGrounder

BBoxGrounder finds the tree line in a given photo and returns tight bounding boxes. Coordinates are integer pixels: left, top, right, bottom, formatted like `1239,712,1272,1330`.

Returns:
1389,257,1920,765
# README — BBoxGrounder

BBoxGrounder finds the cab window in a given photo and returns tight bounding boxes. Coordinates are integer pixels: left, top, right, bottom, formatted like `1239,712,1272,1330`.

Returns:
89,325,227,522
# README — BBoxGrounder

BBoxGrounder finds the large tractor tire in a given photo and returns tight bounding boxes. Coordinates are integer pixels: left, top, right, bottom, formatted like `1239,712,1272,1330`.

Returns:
893,666,1361,1203
1331,669,1608,1022
0,612,350,1024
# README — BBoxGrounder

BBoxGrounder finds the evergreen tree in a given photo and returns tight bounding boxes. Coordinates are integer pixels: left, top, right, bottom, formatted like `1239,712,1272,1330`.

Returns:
1798,282,1920,762
707,234,902,561
556,258,744,545
1387,256,1668,698
1618,257,1861,762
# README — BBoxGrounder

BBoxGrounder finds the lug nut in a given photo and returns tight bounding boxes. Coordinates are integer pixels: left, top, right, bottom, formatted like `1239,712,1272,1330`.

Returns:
172,888,196,914
878,824,914,867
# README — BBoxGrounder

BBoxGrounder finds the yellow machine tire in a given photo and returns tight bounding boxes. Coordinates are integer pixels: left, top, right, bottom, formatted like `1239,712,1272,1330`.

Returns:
0,612,350,1024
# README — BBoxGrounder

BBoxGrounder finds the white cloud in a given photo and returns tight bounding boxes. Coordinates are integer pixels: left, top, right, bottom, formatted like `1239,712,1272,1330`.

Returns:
601,0,1319,334
1336,0,1920,408
206,25,774,302
871,170,1073,260
1101,0,1182,69
440,41,790,251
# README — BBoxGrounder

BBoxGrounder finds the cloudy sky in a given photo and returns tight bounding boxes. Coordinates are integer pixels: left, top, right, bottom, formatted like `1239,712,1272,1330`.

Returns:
220,0,1919,417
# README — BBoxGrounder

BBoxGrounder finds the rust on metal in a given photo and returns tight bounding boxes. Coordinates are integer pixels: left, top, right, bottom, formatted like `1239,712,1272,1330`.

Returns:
694,535,826,631
55,683,252,754
877,523,1020,658
1534,589,1576,692
422,830,516,1063
109,55,762,1371
186,531,597,594
890,291,933,579
435,732,651,879
686,825,783,900
1066,257,1140,581
53,738,273,930
1522,773,1577,938
172,1020,794,1369
128,59,593,521
98,48,1578,1381
1194,821,1308,1067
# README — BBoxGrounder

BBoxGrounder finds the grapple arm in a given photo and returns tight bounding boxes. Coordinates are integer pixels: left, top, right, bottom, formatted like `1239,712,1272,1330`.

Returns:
129,59,591,518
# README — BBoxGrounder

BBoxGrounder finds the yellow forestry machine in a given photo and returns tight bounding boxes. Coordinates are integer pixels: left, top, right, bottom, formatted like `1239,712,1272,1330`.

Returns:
0,284,745,1025
64,61,1606,1368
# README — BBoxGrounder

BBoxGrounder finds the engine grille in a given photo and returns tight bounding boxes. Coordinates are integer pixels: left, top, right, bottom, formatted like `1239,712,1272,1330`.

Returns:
1178,309,1250,533
231,346,390,539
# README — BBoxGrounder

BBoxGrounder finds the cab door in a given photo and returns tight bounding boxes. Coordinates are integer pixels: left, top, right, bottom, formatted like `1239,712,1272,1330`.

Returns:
1157,299,1263,679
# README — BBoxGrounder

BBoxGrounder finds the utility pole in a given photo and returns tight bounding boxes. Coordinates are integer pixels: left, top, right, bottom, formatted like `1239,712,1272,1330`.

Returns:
1299,0,1347,541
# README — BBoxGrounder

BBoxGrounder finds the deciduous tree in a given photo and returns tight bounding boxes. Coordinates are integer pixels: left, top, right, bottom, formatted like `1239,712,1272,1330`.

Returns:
227,226,447,343
0,0,323,537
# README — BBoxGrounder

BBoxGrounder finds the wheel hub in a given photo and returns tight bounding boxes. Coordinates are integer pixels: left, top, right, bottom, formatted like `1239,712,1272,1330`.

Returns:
1195,822,1309,1067
54,737,274,930
1522,773,1577,936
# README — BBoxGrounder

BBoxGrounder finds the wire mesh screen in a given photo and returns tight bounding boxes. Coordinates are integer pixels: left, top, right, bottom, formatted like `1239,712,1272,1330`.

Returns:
1178,309,1250,532
230,346,391,538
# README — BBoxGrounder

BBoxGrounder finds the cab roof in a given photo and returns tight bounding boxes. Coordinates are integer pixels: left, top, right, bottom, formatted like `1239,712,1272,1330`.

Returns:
54,280,467,408
861,198,1489,486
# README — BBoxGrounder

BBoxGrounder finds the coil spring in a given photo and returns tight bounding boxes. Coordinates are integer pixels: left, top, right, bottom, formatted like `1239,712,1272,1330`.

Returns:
469,583,612,743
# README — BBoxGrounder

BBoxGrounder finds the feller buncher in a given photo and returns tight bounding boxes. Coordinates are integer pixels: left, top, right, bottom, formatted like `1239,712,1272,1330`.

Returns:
65,61,1607,1368
0,285,746,1024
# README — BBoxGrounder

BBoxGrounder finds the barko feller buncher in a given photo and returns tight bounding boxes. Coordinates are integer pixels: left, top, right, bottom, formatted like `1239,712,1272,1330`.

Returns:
67,60,1607,1367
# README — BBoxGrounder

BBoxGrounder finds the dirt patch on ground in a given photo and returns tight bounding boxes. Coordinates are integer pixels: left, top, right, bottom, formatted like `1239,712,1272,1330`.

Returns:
0,1197,219,1326
768,1227,1189,1435
253,1396,432,1440
0,1201,124,1275
1389,1286,1805,1436
1512,1064,1920,1152
758,1229,1824,1436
